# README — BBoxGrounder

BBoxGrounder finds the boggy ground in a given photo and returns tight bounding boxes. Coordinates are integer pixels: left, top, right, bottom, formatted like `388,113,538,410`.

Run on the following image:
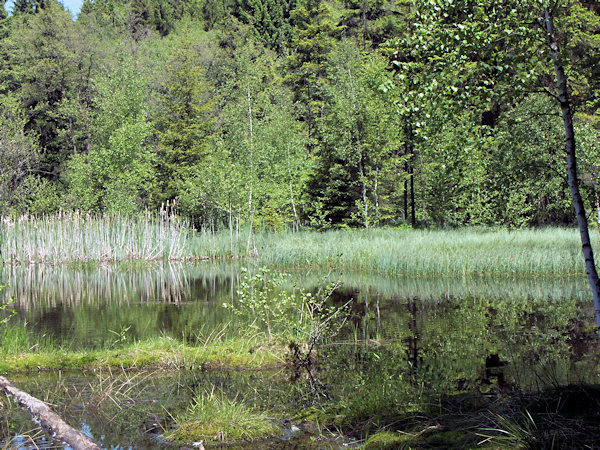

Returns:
358,385,600,449
2,325,600,448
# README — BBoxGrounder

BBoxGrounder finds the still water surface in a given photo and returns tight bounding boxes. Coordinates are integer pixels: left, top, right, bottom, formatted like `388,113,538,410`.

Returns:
1,263,599,447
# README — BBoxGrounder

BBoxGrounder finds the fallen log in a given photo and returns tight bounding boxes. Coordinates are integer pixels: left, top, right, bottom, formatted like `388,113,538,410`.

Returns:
0,376,101,449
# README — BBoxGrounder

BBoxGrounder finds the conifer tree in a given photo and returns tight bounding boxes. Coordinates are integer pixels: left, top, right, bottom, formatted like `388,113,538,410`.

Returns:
154,34,216,203
284,0,341,146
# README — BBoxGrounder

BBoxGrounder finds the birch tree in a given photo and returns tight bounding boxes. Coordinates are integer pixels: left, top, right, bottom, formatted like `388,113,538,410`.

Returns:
405,0,600,331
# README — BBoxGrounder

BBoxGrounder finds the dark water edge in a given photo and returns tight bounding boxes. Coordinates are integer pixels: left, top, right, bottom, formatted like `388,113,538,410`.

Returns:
1,263,600,447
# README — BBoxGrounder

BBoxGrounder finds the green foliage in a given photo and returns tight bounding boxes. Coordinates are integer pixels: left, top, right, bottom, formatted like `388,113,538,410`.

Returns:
153,30,216,203
2,1,94,177
284,0,341,141
0,94,39,213
255,206,285,232
577,116,600,226
108,324,132,348
175,30,309,226
305,41,405,228
0,0,597,228
65,64,155,213
0,284,25,355
0,287,17,326
416,96,571,227
15,175,63,215
225,267,299,338
235,0,296,49
224,267,349,357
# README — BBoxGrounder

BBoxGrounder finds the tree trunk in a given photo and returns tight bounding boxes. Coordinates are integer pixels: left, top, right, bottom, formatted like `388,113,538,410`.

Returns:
410,164,415,226
246,85,255,255
374,166,380,226
595,187,600,233
0,376,101,449
403,175,408,221
544,8,600,334
348,68,369,229
358,153,369,228
361,1,368,50
404,123,416,226
286,143,299,230
229,197,233,256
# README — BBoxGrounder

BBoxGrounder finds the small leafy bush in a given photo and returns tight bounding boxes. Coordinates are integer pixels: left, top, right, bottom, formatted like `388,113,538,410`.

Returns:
224,268,350,362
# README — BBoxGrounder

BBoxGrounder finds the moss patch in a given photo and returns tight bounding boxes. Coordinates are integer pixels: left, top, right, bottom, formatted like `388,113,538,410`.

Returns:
364,431,412,449
0,336,286,373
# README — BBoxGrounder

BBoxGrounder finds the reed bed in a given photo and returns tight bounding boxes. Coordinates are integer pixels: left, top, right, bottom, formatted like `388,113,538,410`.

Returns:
1,212,190,264
1,213,596,277
254,227,597,277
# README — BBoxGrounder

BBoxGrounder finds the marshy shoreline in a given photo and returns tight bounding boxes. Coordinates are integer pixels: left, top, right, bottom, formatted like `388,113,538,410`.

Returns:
2,215,600,448
1,213,595,277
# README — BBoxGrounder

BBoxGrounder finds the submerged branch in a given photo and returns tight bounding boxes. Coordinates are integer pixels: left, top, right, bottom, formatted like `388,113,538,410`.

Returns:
0,376,101,449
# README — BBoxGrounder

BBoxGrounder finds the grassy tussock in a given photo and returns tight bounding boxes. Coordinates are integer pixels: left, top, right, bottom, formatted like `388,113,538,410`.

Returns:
165,388,280,444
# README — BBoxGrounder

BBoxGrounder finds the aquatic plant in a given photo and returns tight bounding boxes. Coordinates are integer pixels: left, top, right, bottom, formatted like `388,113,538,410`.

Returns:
0,294,16,326
224,267,350,364
254,227,593,277
1,213,595,277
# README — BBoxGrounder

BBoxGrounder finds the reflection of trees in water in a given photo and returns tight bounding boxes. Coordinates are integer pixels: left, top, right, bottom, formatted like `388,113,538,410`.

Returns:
2,263,598,388
405,298,421,370
0,262,241,309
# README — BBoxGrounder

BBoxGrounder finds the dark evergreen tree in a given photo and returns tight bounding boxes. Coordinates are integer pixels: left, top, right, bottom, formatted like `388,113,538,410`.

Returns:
284,0,341,147
234,0,296,50
153,34,216,202
12,0,49,14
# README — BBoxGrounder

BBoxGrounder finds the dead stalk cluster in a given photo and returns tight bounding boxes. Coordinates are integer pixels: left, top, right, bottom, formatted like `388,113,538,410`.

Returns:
1,212,188,265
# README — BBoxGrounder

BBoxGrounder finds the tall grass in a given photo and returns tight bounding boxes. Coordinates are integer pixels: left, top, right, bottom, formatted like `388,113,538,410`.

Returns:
1,212,596,277
255,227,596,277
1,211,190,264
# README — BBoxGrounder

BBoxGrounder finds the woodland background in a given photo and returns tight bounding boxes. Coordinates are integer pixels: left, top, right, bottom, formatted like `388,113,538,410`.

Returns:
1,0,599,231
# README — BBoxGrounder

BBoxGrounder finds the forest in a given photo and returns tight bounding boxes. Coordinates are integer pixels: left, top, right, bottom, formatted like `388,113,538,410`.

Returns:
0,0,598,230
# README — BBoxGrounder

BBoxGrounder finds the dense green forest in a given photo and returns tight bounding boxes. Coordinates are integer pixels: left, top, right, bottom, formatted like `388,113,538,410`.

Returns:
0,0,599,230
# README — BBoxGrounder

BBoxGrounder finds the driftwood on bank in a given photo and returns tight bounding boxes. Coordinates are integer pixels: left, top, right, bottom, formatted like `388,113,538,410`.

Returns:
0,376,101,449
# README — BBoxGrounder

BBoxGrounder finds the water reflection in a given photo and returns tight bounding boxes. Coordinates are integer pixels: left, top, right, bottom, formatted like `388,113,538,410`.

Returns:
0,264,595,352
0,263,241,348
1,264,600,447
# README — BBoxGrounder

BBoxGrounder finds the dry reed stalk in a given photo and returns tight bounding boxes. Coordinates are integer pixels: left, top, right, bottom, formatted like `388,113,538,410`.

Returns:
1,212,190,265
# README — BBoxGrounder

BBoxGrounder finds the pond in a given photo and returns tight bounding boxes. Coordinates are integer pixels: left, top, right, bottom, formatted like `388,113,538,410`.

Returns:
1,263,600,447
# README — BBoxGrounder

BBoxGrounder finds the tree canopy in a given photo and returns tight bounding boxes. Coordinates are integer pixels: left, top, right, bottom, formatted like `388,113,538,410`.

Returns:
0,0,598,232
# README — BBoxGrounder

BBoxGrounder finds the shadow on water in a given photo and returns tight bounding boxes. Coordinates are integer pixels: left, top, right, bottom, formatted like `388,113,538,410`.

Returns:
1,263,600,447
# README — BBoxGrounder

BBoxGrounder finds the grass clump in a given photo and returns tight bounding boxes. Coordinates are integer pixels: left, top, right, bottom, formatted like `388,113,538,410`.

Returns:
0,324,31,354
165,388,280,444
